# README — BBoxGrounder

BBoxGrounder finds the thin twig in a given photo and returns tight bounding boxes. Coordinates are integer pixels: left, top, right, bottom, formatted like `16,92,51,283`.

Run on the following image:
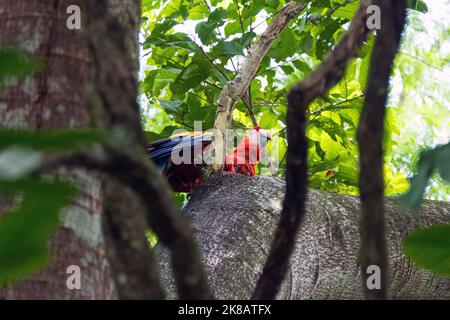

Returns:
194,42,230,82
310,94,364,120
235,0,245,34
399,51,443,72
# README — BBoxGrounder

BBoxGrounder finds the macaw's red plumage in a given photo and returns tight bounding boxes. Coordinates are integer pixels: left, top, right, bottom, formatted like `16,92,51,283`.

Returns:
148,128,271,192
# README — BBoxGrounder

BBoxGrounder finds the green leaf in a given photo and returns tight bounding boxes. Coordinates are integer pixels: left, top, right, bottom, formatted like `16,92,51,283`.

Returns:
259,110,279,129
333,1,360,20
158,99,184,114
179,5,189,20
0,130,104,153
224,21,242,37
0,49,41,84
265,0,280,10
172,192,188,208
242,0,265,20
195,8,227,45
407,0,428,13
209,8,227,23
195,21,218,45
217,40,245,57
358,35,374,91
143,131,164,143
146,230,158,247
299,33,313,53
315,141,326,161
0,179,78,286
315,19,341,60
281,65,294,75
403,224,450,276
144,33,199,52
240,32,256,48
400,143,450,208
188,4,210,20
292,59,312,74
435,143,450,182
151,69,179,96
141,69,158,94
159,0,182,19
170,57,211,94
150,20,178,38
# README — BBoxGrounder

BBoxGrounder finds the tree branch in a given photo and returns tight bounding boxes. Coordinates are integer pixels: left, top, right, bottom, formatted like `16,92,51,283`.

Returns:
102,179,165,299
357,0,407,300
252,0,374,300
210,1,306,172
86,0,146,147
157,174,450,300
85,0,212,299
43,145,213,299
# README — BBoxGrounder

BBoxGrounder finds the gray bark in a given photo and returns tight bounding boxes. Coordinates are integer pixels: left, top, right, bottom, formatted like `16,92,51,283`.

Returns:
157,174,450,299
0,0,140,299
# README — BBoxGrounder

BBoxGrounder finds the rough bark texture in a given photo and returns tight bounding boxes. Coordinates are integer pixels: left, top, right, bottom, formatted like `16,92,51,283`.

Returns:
156,174,450,300
0,0,139,299
0,0,89,129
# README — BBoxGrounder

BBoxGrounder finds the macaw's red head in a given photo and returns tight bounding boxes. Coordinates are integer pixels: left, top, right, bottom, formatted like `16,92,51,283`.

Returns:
225,127,271,176
236,126,271,164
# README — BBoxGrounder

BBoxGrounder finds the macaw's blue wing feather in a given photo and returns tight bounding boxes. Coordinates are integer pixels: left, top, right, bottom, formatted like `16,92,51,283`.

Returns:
148,135,185,160
147,132,213,173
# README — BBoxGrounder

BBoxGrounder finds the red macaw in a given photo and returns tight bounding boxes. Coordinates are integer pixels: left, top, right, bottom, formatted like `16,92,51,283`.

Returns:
148,127,271,192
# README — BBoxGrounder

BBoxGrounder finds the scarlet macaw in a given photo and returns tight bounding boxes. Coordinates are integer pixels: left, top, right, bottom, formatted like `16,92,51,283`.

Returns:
148,127,271,192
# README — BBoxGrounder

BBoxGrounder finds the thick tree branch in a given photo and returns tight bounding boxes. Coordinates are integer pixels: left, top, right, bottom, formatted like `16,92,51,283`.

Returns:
86,0,146,147
102,180,165,299
84,0,212,299
43,146,213,299
210,1,306,172
252,0,373,300
157,175,450,299
357,0,407,300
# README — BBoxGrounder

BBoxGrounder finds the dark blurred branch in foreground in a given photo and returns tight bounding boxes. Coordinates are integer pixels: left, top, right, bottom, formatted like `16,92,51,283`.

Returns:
357,0,407,300
252,0,373,300
84,0,212,300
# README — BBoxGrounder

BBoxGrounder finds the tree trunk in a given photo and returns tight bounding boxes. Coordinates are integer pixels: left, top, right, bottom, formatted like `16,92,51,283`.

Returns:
0,0,139,299
156,174,450,299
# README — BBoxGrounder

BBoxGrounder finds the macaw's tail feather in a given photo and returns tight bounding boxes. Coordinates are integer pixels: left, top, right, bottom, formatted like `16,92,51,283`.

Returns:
148,131,213,192
148,132,213,161
165,163,202,193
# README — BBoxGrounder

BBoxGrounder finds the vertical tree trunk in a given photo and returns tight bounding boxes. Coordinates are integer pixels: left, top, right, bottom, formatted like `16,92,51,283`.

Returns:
0,0,139,299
